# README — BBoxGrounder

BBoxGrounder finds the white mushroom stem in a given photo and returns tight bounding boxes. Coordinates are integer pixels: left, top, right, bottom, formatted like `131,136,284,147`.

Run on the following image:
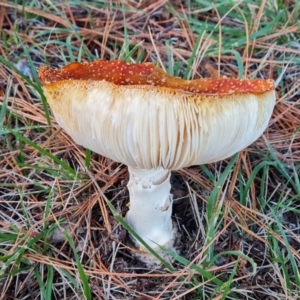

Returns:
126,166,175,250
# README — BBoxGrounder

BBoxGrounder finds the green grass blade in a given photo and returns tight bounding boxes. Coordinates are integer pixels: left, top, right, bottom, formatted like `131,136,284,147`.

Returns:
271,208,300,289
45,265,54,300
6,127,77,179
63,232,91,300
34,268,47,299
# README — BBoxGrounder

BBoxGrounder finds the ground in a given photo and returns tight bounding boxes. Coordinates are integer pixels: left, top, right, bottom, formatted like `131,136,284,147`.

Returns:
0,1,300,299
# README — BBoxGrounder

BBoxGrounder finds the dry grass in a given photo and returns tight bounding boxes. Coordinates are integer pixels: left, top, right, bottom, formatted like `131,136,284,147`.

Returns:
0,1,300,299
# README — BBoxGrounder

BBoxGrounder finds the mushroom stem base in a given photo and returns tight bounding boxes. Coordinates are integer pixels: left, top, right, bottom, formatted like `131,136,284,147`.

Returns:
126,166,175,253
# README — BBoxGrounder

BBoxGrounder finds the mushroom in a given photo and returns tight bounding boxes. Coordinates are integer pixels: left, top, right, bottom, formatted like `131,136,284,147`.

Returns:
38,60,276,261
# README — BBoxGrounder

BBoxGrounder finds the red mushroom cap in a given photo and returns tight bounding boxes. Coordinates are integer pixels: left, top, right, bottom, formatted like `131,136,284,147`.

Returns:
38,60,276,170
39,60,274,95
